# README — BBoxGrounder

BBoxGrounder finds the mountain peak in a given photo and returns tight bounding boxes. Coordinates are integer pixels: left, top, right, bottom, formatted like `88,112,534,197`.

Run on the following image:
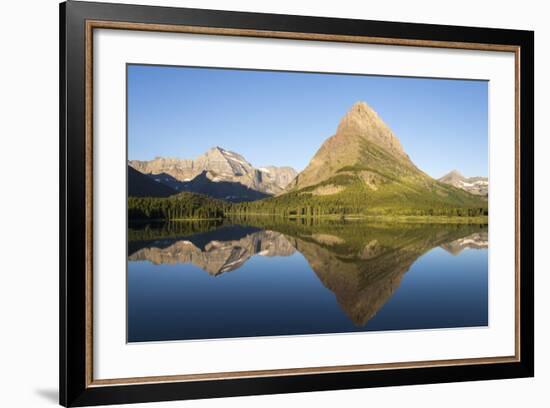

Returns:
339,101,379,127
438,170,488,196
287,101,416,191
206,146,227,156
336,101,407,160
440,169,465,181
205,146,242,157
349,100,377,114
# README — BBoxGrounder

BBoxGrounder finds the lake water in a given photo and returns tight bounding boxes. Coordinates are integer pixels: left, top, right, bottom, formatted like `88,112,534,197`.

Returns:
127,219,488,342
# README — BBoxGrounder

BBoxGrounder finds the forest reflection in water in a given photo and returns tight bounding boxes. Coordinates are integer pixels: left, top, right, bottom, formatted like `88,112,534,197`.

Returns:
127,218,488,342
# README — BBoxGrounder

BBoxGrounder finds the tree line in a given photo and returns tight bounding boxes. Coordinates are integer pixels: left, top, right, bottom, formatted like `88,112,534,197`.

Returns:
128,192,488,221
128,194,231,220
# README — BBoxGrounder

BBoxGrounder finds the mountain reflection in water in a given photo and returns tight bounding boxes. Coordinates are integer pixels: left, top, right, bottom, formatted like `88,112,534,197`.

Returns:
128,219,488,341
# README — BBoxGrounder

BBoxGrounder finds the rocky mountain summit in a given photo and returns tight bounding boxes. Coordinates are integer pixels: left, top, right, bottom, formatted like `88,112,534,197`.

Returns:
287,101,417,191
438,170,488,196
336,101,410,161
129,147,297,196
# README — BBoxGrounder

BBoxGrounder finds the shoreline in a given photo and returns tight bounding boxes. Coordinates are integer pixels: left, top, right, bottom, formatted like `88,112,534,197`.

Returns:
130,215,488,224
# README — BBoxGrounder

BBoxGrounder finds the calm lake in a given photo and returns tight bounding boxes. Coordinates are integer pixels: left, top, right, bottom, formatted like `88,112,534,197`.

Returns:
127,219,488,342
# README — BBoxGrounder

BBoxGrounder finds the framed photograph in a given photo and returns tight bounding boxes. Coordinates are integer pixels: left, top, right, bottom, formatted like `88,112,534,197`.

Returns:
60,1,534,406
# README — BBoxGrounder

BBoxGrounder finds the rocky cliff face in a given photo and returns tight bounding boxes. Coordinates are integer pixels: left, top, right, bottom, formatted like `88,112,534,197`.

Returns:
336,101,409,161
258,166,297,192
438,170,488,196
287,101,419,191
129,147,297,196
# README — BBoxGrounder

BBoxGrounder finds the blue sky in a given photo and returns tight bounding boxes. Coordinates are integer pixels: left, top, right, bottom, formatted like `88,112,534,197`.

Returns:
128,65,488,178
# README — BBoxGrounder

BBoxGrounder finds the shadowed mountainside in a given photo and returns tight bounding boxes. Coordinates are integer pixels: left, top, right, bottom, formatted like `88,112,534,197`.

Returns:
128,166,176,197
176,171,270,202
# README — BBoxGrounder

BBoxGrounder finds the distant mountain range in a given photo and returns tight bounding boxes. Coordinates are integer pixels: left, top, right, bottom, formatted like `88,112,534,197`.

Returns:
438,170,488,196
128,101,488,213
129,147,297,201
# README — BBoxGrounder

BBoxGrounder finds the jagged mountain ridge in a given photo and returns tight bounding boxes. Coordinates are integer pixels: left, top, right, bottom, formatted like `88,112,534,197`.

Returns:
128,167,271,202
438,170,488,196
176,171,270,202
130,147,297,196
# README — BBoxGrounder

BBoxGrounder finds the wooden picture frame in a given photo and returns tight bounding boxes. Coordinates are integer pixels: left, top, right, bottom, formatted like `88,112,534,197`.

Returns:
60,1,534,406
